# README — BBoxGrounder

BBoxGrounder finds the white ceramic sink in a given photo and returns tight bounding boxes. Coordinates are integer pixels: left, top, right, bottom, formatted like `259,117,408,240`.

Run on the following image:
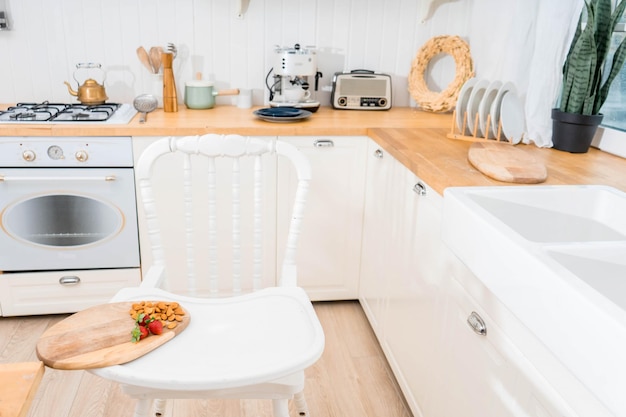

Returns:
442,185,626,416
545,243,626,310
465,185,626,242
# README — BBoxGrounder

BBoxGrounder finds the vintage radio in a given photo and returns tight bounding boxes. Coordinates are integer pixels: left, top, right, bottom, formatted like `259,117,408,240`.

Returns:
331,70,392,110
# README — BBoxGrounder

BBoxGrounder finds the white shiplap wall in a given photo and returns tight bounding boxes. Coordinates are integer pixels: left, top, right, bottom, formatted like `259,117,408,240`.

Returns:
0,0,563,112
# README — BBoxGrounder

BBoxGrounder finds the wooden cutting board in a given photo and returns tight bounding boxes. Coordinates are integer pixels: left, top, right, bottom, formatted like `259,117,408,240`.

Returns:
36,301,190,370
468,142,547,184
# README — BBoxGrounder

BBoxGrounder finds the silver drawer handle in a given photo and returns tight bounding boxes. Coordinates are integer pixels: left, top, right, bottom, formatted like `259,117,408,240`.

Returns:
374,149,384,159
59,276,81,285
314,140,335,147
467,311,487,336
413,182,427,196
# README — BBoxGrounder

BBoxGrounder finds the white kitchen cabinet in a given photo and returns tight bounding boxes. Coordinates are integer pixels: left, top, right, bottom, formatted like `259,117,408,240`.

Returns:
358,142,400,333
355,141,582,417
132,136,278,294
427,274,523,417
277,136,368,300
429,250,591,417
0,269,140,316
382,168,446,417
359,140,447,417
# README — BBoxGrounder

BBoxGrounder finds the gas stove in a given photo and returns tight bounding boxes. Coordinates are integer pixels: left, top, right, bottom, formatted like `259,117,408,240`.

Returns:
0,102,137,124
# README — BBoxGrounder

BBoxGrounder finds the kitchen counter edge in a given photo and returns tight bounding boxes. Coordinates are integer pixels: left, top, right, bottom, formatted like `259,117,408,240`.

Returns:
2,106,625,195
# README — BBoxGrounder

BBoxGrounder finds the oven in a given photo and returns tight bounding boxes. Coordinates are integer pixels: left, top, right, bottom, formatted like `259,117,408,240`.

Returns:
0,104,141,316
0,140,139,272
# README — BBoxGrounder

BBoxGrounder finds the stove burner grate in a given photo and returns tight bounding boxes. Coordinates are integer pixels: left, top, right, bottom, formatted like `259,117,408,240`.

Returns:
0,101,122,122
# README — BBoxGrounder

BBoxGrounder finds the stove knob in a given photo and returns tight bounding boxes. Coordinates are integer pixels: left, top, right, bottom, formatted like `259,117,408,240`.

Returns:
22,150,36,162
75,150,89,162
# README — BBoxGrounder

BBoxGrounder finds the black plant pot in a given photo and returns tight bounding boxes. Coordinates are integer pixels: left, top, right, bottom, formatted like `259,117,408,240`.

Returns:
551,109,603,153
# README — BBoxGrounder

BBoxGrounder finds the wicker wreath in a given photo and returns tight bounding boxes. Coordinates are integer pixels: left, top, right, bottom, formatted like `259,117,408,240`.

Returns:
408,35,474,112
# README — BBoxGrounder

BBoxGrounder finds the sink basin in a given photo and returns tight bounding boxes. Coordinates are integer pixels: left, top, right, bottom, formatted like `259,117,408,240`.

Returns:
442,185,626,416
465,185,626,242
545,244,626,311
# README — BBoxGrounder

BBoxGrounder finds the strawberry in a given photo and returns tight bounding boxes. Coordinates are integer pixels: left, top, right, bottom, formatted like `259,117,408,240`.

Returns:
131,324,150,343
136,312,152,326
139,325,149,339
147,320,163,335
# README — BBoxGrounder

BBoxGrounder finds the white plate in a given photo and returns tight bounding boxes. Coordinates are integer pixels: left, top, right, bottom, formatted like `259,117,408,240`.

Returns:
478,80,502,139
455,78,477,135
466,79,489,136
499,92,525,144
490,81,516,140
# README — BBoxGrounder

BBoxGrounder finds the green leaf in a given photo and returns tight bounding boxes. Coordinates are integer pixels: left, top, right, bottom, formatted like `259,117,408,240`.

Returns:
559,0,626,115
563,8,585,75
596,34,626,112
591,0,612,98
131,325,141,343
560,3,597,114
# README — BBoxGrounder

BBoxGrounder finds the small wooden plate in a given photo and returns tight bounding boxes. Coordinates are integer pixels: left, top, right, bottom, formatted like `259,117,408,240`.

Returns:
468,142,547,184
36,301,190,370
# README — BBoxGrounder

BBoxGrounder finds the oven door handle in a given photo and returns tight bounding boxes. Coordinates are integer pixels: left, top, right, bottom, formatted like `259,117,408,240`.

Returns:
0,175,117,182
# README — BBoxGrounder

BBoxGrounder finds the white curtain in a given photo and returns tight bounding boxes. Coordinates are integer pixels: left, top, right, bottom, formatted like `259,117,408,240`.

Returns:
524,0,584,147
471,0,584,147
420,0,584,147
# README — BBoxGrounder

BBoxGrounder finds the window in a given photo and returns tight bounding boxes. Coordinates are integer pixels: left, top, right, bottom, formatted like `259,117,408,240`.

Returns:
600,7,626,131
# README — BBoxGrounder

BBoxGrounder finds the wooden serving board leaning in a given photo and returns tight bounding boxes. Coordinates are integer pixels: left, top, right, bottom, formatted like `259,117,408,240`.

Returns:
468,142,547,184
36,301,190,370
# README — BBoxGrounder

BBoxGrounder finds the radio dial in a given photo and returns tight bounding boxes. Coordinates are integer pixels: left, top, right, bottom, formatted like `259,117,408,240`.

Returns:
75,150,89,162
22,150,36,162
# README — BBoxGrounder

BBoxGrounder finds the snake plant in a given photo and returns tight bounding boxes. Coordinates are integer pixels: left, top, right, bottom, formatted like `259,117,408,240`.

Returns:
559,0,626,115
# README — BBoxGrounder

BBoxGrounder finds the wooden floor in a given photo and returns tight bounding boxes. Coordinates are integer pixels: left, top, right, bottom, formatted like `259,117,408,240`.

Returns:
0,301,413,417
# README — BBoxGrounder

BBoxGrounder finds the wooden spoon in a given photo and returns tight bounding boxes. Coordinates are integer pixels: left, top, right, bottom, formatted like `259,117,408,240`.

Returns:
136,47,153,73
149,47,162,74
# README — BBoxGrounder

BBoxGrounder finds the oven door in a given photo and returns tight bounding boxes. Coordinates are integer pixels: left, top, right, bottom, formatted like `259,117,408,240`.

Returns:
0,168,139,271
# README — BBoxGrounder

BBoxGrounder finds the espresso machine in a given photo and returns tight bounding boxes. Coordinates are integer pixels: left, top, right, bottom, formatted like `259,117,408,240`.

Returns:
268,44,322,111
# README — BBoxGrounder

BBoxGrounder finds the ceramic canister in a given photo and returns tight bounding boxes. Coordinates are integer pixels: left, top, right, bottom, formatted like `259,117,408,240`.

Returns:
184,80,216,109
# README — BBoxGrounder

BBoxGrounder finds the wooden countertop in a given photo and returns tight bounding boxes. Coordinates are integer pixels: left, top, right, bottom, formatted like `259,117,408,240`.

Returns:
2,105,625,195
0,106,451,137
0,362,45,417
368,127,626,195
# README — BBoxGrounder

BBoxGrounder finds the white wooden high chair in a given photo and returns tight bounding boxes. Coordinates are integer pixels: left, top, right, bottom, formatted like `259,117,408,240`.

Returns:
91,134,325,417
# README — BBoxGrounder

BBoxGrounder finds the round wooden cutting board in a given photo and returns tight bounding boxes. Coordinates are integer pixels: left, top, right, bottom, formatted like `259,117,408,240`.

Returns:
468,142,547,184
36,301,190,370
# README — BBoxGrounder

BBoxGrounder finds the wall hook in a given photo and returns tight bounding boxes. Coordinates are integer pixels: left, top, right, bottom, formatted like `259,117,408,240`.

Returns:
237,0,250,19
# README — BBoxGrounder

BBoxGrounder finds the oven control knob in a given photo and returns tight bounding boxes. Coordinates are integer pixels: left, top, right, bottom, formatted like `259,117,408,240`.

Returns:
22,150,36,162
75,150,89,162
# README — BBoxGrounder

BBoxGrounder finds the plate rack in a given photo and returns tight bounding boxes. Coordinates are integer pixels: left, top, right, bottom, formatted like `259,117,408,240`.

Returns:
446,109,512,144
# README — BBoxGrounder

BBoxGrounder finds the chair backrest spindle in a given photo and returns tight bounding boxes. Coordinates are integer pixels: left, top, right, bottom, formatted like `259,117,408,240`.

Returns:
231,157,242,294
183,153,196,294
252,154,263,291
207,156,219,294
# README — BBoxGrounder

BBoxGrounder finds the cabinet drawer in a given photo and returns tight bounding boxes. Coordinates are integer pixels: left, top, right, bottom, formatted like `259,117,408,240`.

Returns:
0,269,141,316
